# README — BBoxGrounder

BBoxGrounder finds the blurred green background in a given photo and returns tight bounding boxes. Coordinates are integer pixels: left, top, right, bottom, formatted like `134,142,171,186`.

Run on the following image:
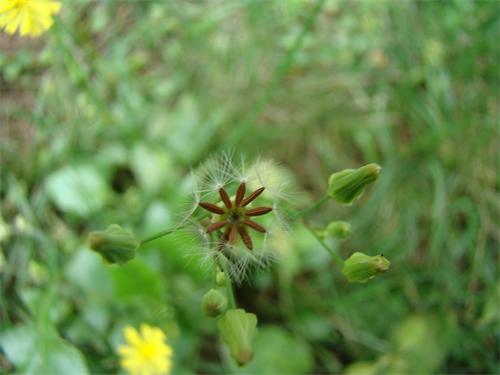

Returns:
0,0,498,374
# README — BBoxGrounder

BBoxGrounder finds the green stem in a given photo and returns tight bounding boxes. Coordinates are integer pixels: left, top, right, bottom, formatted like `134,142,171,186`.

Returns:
219,259,236,309
295,194,329,219
305,224,344,266
139,228,177,246
226,280,237,310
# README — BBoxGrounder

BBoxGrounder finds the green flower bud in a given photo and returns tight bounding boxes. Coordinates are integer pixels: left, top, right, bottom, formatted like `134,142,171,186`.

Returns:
88,224,138,264
325,221,351,239
215,271,227,287
313,228,327,239
327,163,381,205
202,288,227,317
217,309,257,366
342,252,390,283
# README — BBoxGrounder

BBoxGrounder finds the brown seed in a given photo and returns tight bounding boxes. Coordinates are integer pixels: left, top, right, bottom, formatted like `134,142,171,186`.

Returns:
206,220,228,233
218,226,231,250
238,226,253,250
228,225,238,244
244,219,266,233
240,187,265,207
221,226,231,241
199,202,225,215
235,182,246,207
246,206,272,216
219,188,232,209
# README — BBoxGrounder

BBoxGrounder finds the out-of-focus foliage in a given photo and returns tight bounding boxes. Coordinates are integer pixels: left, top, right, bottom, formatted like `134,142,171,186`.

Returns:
0,0,498,374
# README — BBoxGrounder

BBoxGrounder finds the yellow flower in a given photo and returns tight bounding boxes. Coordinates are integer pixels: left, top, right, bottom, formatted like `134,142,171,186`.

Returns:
0,0,61,37
118,324,173,375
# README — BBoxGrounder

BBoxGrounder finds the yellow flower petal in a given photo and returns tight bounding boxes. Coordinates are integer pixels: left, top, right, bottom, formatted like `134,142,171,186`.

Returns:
117,345,136,356
124,326,143,347
0,0,61,37
141,324,166,343
119,324,173,375
4,11,22,34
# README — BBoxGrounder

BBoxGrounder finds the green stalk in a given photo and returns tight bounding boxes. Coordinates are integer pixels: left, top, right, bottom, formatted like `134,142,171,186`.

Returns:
139,228,177,246
305,224,344,266
219,259,236,309
295,194,329,219
139,212,209,246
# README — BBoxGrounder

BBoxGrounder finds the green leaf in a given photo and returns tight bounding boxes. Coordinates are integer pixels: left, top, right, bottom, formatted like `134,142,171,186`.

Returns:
45,165,110,217
65,248,113,298
344,361,380,375
131,144,174,193
0,325,34,367
0,323,88,375
390,314,454,374
237,326,313,375
165,96,223,164
110,259,164,300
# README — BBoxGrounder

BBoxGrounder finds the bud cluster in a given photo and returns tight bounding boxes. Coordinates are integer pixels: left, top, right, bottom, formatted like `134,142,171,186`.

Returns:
85,155,392,369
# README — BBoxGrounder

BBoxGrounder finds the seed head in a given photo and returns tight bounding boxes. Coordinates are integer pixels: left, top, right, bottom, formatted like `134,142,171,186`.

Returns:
186,153,293,282
199,182,272,251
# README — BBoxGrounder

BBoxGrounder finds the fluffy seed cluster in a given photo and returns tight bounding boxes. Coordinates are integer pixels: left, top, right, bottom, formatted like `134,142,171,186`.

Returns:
181,153,293,282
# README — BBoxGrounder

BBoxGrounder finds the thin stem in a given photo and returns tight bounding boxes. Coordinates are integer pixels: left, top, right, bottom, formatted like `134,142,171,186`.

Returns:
294,194,329,219
139,206,214,247
226,279,237,310
219,259,236,309
305,223,344,266
139,228,177,246
139,211,210,246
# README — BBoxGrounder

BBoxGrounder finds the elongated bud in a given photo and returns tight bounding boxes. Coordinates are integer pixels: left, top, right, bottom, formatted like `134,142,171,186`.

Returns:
342,252,390,283
202,288,227,317
216,271,227,287
325,221,351,239
327,163,381,205
217,309,257,366
88,224,138,264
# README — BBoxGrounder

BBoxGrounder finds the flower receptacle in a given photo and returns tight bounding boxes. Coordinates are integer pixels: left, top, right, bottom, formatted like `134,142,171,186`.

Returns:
88,224,138,264
342,252,390,283
327,163,381,205
325,221,351,239
217,308,257,366
202,288,228,317
216,271,227,287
